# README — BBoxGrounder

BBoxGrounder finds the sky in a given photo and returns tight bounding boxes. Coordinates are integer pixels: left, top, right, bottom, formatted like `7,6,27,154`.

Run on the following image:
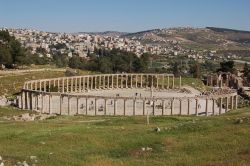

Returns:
0,0,250,33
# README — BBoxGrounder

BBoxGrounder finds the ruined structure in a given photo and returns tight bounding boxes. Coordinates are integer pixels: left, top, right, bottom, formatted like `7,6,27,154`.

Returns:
18,74,238,116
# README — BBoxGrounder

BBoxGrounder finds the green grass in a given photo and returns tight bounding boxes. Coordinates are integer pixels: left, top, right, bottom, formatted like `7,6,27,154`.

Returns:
0,69,94,97
0,106,30,117
181,77,209,91
0,107,250,166
0,71,66,96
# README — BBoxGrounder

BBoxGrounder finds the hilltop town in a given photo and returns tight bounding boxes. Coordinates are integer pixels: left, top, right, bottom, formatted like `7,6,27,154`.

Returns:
2,27,250,64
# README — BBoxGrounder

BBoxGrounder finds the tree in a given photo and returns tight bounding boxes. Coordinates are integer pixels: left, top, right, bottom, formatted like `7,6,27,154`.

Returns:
98,57,112,73
217,61,235,73
69,56,86,69
190,63,201,78
243,63,249,77
172,62,180,76
0,47,12,67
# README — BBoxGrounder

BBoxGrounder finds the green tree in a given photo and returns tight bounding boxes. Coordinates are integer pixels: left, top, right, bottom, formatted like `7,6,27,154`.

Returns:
172,62,180,76
98,57,112,73
217,61,235,73
243,63,249,77
69,56,86,69
0,47,12,67
190,63,201,78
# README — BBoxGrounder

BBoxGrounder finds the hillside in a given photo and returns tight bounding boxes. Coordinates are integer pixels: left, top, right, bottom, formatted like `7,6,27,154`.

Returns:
122,27,250,50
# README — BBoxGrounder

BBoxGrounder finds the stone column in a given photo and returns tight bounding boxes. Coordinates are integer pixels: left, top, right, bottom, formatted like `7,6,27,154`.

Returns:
143,99,146,115
59,95,63,115
207,76,210,86
87,77,89,90
75,78,78,92
171,99,174,115
66,78,69,92
62,78,65,93
219,98,223,114
126,75,128,88
67,96,70,115
83,77,86,91
103,76,105,89
231,96,234,110
121,75,123,88
179,99,182,115
95,76,97,90
76,96,79,115
41,94,44,113
44,81,47,92
111,75,114,89
90,77,93,90
29,92,33,110
235,95,238,109
187,99,190,115
133,99,136,116
195,99,198,116
31,82,33,90
57,79,60,92
104,99,107,115
116,75,119,88
48,95,51,114
85,98,88,115
48,81,51,92
205,98,208,116
25,91,29,110
226,97,229,112
123,99,126,116
95,98,97,115
79,77,82,92
162,100,165,115
35,81,38,91
21,91,25,109
212,99,215,115
107,76,110,89
35,94,38,111
114,99,117,115
70,78,73,92
99,75,101,89
152,100,155,116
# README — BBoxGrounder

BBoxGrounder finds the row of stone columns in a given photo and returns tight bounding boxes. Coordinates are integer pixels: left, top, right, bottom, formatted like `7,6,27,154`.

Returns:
19,90,238,116
207,74,235,87
23,74,180,93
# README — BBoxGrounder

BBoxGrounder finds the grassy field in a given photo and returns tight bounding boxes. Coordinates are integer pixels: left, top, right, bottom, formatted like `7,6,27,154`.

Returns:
0,107,249,166
0,68,249,165
0,68,93,96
